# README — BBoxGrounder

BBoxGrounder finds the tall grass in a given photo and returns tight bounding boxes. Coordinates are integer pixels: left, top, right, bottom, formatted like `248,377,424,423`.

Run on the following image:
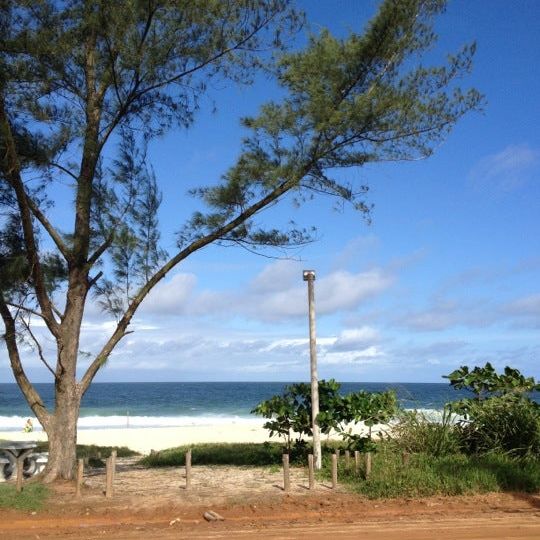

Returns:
391,407,461,457
333,445,540,498
457,396,540,458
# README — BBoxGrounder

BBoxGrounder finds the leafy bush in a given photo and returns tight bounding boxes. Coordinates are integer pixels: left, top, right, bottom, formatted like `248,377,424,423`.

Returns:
252,380,398,452
445,363,540,457
333,389,398,452
251,379,344,451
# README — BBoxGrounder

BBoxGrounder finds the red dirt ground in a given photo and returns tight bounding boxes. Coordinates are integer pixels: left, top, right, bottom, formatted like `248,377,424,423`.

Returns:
1,460,539,539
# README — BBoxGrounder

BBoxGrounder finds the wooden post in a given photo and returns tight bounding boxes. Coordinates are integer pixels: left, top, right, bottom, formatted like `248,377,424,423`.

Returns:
105,456,113,498
365,452,372,479
185,449,192,489
308,453,315,490
282,453,290,492
344,450,350,470
331,453,338,489
111,450,117,482
335,448,340,461
303,270,321,469
16,457,23,493
76,458,84,498
354,450,360,474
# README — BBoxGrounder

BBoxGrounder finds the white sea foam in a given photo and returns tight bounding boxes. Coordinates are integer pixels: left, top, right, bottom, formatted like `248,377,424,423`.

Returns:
0,414,262,432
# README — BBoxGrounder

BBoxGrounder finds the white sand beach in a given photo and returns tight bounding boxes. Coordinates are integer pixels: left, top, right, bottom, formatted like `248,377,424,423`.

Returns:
0,420,385,454
0,420,269,454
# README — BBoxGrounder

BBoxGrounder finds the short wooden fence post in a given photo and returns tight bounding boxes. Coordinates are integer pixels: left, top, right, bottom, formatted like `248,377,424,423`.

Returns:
111,450,117,482
365,452,372,479
16,457,23,493
185,449,192,490
344,450,350,470
354,450,360,475
307,453,315,490
105,456,113,498
76,458,84,498
282,453,290,492
331,453,338,489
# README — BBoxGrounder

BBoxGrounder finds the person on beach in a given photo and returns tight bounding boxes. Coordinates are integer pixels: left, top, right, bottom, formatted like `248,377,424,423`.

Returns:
23,418,33,432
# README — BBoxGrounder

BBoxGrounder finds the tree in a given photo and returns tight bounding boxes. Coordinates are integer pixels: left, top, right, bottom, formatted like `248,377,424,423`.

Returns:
0,0,482,481
252,379,343,451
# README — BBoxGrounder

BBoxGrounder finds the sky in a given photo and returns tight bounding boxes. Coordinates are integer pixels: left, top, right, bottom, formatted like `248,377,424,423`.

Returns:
2,0,539,383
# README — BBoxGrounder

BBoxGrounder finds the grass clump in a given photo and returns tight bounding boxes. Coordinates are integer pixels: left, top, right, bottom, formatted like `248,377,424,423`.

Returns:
35,442,139,459
0,482,48,511
140,442,285,467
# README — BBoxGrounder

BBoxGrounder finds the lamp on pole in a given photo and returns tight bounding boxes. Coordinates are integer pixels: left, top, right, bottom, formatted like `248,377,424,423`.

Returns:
303,269,321,469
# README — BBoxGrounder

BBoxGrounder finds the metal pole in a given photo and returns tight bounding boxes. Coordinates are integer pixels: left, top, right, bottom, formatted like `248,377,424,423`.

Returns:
303,270,321,469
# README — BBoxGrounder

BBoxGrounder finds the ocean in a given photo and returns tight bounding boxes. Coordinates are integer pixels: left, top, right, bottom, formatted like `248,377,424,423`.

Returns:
0,382,481,432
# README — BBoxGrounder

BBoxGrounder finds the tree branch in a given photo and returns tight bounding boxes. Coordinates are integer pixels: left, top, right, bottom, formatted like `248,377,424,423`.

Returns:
6,302,46,320
26,195,72,262
0,94,61,337
19,315,57,378
0,292,51,428
79,167,307,394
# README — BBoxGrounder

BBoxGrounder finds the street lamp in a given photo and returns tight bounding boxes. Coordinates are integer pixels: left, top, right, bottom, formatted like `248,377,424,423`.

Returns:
303,270,321,469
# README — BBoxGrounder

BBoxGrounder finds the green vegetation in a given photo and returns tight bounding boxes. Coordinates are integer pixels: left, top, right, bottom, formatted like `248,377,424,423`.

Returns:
0,482,48,511
140,442,286,467
144,363,538,499
332,446,540,498
34,442,139,460
140,440,540,499
251,379,397,452
392,408,461,457
445,363,540,458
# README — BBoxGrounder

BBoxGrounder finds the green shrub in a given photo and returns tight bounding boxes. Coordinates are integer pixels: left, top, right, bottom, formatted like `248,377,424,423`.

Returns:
458,395,540,458
34,442,139,459
140,442,286,467
445,363,540,457
391,407,461,457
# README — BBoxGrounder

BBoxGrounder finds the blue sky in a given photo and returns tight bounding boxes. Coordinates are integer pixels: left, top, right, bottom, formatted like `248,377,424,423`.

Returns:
2,0,539,383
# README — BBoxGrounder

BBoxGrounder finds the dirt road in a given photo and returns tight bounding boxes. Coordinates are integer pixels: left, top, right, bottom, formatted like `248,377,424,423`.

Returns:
1,462,539,539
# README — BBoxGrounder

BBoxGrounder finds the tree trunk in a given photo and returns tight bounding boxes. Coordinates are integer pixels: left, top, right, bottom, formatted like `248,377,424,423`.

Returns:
42,382,81,482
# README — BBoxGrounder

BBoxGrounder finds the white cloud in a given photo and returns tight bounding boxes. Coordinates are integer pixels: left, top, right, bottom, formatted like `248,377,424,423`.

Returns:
133,261,393,322
140,273,197,315
331,327,380,352
470,143,539,191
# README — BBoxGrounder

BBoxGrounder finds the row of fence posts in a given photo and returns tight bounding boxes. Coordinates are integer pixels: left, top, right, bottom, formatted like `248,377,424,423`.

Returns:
69,448,409,498
282,449,373,493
